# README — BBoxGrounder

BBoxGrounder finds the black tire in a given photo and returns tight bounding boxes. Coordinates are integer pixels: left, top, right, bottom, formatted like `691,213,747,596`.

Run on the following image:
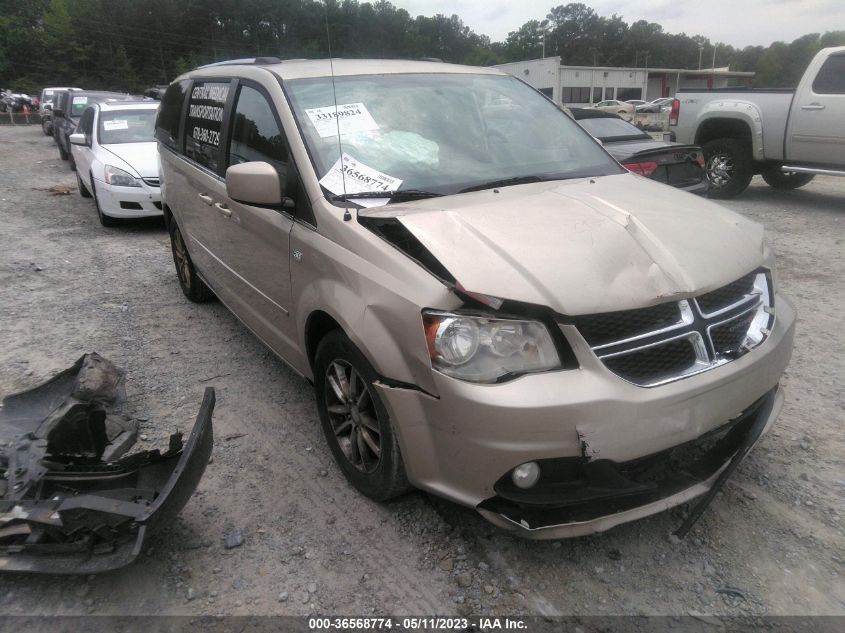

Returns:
702,137,754,199
314,330,411,502
41,118,52,136
90,174,119,227
168,220,214,302
760,164,815,190
77,173,91,198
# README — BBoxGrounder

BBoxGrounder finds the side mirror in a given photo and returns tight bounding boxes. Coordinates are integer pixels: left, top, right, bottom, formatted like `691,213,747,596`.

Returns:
225,161,283,207
69,133,88,146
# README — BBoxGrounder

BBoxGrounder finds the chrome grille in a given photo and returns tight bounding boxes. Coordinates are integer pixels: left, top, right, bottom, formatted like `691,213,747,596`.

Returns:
142,177,160,187
574,271,773,387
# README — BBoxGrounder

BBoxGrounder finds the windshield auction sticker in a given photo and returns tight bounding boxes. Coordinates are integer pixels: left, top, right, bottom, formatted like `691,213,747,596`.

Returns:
319,153,402,207
103,120,128,131
72,96,88,105
306,103,379,138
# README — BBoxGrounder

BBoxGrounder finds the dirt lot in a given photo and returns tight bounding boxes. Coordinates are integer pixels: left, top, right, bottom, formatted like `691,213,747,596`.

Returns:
0,125,842,617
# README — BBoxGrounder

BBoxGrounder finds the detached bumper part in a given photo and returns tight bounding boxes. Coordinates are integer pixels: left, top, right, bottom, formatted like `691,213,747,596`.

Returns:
0,354,214,573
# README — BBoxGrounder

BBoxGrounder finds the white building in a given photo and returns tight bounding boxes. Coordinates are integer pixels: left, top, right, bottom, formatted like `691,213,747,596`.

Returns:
493,57,755,106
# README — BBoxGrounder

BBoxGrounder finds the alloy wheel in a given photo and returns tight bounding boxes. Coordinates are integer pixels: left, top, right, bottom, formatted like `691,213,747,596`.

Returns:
324,360,381,473
706,153,733,187
172,226,192,290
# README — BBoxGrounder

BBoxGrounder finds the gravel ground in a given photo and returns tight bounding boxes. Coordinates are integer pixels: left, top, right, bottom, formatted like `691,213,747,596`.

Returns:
0,125,842,617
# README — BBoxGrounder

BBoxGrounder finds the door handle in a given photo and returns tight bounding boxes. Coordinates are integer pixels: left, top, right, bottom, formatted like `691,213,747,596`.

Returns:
197,193,213,205
801,103,825,110
214,202,232,217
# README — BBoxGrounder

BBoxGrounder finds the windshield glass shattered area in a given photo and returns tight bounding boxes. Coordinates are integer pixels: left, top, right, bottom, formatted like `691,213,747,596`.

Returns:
98,109,157,145
286,73,622,197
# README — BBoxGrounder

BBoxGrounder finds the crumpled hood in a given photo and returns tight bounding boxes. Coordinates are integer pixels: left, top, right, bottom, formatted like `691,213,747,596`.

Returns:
360,173,765,315
102,142,158,178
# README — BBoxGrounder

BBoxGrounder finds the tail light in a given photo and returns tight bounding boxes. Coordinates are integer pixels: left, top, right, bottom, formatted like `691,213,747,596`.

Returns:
669,99,680,126
623,161,658,176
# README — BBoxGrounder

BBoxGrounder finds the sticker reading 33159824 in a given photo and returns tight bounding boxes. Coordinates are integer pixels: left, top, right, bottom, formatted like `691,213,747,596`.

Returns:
306,103,379,138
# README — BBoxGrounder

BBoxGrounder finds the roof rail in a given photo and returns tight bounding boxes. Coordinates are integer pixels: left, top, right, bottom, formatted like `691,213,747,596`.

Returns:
196,57,282,69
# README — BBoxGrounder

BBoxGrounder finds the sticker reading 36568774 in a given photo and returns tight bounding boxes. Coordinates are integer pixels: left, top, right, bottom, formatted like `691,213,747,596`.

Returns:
305,103,379,138
319,153,402,207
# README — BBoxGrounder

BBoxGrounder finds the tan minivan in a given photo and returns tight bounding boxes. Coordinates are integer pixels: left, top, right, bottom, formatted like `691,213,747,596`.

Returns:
155,58,795,538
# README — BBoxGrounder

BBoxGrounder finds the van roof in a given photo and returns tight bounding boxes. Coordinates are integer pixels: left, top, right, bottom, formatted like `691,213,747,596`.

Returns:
186,58,505,81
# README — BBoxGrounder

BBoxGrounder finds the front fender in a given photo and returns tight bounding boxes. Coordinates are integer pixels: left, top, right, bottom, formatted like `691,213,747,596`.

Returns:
697,100,765,160
291,223,451,396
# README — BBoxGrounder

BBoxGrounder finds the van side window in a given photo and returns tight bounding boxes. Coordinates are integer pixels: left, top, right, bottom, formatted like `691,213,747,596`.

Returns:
227,84,288,182
184,81,231,172
812,54,845,95
155,79,190,152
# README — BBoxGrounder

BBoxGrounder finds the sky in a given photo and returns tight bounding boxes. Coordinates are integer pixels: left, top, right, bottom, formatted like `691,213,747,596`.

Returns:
391,0,845,48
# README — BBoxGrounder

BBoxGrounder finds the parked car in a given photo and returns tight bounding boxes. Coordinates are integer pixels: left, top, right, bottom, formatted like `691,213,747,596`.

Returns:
70,101,162,226
39,86,81,136
156,58,794,539
636,97,673,113
52,89,139,169
569,108,707,195
592,99,635,116
671,46,845,198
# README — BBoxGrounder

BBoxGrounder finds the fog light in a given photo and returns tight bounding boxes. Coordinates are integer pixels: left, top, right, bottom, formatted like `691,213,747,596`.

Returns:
511,462,540,489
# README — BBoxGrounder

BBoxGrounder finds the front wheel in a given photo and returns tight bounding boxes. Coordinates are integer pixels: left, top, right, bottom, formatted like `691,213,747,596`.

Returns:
702,137,753,199
760,164,815,190
41,118,52,136
77,173,91,198
90,174,118,227
168,220,214,302
314,330,410,501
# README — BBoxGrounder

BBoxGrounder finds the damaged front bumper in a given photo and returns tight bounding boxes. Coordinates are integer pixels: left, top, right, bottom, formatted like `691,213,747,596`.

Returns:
0,354,214,573
375,295,794,538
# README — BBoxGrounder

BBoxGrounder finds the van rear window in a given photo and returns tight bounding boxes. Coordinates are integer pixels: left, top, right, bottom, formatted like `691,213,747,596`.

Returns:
155,80,190,152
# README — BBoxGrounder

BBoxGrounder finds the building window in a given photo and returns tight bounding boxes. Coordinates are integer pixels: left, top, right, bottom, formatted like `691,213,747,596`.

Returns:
616,88,643,101
538,87,553,99
561,87,592,104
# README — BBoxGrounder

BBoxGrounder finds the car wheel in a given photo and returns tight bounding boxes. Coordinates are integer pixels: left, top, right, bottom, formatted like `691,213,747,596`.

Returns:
168,220,214,302
77,173,91,198
41,118,52,136
314,330,411,502
90,174,118,227
760,164,815,190
702,138,753,199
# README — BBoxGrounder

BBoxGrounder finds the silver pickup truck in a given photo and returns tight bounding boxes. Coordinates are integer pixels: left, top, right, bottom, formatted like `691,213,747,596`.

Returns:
670,46,845,198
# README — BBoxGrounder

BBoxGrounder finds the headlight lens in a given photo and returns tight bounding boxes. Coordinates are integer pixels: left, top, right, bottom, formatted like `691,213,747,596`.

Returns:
104,164,140,187
423,310,561,383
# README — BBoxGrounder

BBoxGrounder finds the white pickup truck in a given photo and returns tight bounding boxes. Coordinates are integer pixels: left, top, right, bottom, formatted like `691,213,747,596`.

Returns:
670,46,845,198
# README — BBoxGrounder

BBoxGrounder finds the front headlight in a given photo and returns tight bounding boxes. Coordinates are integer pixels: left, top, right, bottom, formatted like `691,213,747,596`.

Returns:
104,164,140,187
422,310,561,383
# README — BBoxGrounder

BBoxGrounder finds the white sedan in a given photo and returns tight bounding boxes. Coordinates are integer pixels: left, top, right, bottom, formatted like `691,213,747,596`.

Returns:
70,101,162,226
592,99,635,118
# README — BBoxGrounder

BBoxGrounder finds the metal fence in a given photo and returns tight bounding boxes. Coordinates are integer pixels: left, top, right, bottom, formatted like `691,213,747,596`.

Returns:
0,112,43,125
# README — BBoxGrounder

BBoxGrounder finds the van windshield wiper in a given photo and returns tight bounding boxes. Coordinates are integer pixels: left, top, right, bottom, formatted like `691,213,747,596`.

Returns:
457,175,547,194
328,189,444,203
